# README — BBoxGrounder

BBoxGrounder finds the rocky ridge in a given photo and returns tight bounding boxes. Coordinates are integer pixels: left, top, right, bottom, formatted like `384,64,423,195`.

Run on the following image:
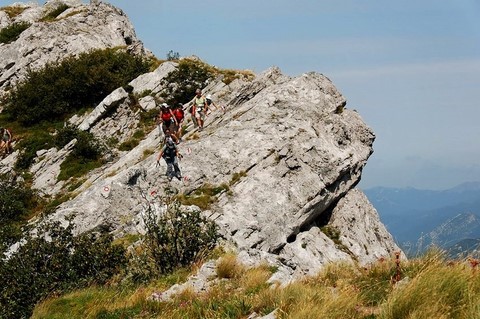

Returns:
0,0,403,284
0,0,150,94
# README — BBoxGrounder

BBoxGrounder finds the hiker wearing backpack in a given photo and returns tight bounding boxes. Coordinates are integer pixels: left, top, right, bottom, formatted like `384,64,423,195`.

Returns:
156,135,182,181
206,94,225,113
172,103,185,141
191,88,208,130
162,128,179,145
0,127,13,156
156,103,178,138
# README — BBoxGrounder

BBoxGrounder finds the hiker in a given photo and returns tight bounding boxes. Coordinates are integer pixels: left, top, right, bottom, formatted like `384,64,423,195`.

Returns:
191,88,207,130
172,103,185,141
156,135,182,181
0,127,12,156
156,103,177,138
188,102,198,129
163,127,179,145
206,94,225,113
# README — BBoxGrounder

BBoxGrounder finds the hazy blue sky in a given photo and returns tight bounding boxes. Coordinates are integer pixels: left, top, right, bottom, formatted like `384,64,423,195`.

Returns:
35,1,480,189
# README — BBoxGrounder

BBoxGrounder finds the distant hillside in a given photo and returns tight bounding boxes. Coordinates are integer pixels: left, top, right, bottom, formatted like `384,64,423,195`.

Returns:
445,238,480,259
364,182,480,254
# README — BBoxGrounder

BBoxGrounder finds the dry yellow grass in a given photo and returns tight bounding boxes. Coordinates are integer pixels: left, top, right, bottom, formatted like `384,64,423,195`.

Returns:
216,253,245,279
32,250,480,319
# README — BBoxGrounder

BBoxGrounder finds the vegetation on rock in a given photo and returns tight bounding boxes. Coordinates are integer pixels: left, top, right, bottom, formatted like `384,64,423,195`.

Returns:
40,4,70,22
0,21,31,44
0,5,27,19
159,58,254,105
0,188,219,319
0,218,126,319
127,190,219,282
0,173,39,254
2,48,151,125
30,250,480,319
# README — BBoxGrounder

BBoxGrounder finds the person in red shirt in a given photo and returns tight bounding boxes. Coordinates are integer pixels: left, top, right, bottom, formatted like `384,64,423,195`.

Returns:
156,103,177,138
172,103,185,142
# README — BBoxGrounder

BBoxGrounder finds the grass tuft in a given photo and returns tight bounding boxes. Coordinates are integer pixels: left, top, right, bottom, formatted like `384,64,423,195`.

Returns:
216,254,244,279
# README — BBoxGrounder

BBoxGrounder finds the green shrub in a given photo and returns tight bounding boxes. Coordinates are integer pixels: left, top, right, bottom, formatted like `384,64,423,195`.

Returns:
3,48,151,125
0,173,38,254
117,129,145,151
58,155,104,181
54,124,80,149
321,226,341,242
41,3,69,21
166,50,180,61
0,218,126,319
57,128,105,181
14,124,104,176
139,190,218,277
70,130,104,160
159,59,214,105
14,128,55,170
118,137,140,151
0,21,31,44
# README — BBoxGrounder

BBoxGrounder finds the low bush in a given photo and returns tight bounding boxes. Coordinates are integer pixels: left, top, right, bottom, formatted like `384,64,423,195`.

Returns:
14,128,55,170
216,253,244,279
0,218,126,319
41,3,69,21
57,127,105,181
3,48,151,125
14,124,105,178
0,173,38,254
134,190,219,279
159,59,214,105
0,21,31,44
118,130,145,152
166,50,180,61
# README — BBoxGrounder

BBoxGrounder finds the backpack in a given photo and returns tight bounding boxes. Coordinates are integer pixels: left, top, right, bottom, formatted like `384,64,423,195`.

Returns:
163,141,176,159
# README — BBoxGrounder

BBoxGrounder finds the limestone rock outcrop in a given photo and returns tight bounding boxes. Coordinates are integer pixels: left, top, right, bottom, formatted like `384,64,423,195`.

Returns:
0,0,402,282
44,65,400,281
0,0,150,93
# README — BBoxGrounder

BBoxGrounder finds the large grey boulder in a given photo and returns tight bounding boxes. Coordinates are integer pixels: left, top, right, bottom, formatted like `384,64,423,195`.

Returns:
30,139,77,196
329,189,399,264
78,87,129,131
0,1,150,93
129,61,178,95
0,11,11,28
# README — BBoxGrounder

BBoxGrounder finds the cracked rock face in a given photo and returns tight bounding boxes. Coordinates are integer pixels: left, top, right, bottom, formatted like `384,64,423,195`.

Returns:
0,1,150,94
43,66,401,281
1,1,402,282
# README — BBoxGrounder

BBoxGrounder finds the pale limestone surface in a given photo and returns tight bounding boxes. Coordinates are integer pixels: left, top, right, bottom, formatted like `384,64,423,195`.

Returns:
0,1,150,93
1,0,402,286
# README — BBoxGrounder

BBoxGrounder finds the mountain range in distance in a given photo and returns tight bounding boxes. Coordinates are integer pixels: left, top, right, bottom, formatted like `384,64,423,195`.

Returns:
363,181,480,257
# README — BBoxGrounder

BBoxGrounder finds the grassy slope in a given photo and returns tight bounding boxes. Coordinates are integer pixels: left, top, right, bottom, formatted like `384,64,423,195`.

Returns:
32,251,480,319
